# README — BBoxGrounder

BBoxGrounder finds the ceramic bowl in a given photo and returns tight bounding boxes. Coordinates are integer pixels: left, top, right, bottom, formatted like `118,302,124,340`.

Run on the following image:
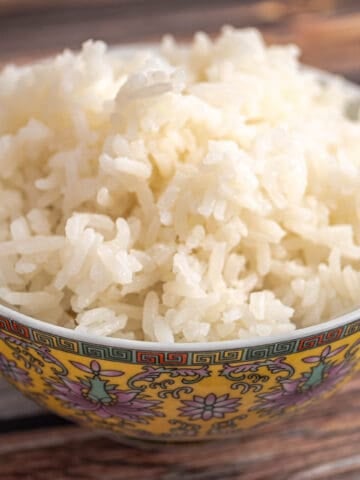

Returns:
0,304,359,441
1,57,360,442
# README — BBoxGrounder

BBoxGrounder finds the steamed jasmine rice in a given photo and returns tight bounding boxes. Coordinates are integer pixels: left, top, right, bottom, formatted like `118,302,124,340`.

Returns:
0,27,360,343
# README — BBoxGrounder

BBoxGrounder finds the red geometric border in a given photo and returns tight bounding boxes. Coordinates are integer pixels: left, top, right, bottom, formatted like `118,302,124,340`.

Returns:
0,316,30,339
298,327,344,351
136,351,188,365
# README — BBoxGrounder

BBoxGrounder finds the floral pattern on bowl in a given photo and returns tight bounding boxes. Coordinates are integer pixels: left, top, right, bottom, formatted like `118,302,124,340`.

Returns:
0,313,359,441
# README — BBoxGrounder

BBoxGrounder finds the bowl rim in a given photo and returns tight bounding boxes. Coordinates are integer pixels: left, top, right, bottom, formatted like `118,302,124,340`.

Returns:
0,302,359,352
1,46,360,353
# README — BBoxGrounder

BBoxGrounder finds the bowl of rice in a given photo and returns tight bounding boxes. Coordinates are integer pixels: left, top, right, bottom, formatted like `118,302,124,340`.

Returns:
0,27,360,442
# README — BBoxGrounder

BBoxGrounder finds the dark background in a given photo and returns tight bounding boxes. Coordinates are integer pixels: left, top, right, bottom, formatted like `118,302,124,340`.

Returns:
0,0,360,82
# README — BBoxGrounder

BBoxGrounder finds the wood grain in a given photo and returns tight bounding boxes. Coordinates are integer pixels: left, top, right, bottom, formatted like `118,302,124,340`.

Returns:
0,0,359,82
1,373,360,480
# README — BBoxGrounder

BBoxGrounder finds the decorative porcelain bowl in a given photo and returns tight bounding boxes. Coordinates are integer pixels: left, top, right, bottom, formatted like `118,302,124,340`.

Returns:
1,57,360,441
0,304,359,442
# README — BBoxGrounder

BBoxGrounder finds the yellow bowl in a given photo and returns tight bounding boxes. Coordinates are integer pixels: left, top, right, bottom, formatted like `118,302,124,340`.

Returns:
0,304,359,441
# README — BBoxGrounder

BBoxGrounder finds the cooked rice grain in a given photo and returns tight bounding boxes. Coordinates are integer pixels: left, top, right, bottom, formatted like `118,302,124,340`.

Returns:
0,27,360,342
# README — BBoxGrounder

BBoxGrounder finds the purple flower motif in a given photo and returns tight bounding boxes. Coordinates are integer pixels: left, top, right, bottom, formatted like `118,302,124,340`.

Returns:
253,345,353,416
47,360,163,424
0,353,32,385
179,393,240,421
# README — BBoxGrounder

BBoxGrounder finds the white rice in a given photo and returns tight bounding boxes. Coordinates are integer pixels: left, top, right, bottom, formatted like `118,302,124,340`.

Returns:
0,27,360,343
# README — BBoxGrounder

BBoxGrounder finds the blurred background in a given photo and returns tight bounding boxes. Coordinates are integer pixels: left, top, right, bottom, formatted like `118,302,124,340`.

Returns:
0,0,360,82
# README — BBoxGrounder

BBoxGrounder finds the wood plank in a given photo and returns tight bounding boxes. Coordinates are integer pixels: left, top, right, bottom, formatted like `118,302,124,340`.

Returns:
0,373,360,479
0,0,343,15
0,0,359,83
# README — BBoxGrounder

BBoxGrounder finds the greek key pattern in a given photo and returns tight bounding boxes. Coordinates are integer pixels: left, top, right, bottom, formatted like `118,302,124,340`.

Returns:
135,351,188,365
298,328,344,351
80,343,133,363
242,340,299,361
0,315,360,365
191,350,243,365
0,315,30,339
31,329,79,354
344,320,360,337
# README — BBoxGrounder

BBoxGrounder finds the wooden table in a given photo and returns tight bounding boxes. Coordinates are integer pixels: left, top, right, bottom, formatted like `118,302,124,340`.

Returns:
1,1,360,479
1,374,360,479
